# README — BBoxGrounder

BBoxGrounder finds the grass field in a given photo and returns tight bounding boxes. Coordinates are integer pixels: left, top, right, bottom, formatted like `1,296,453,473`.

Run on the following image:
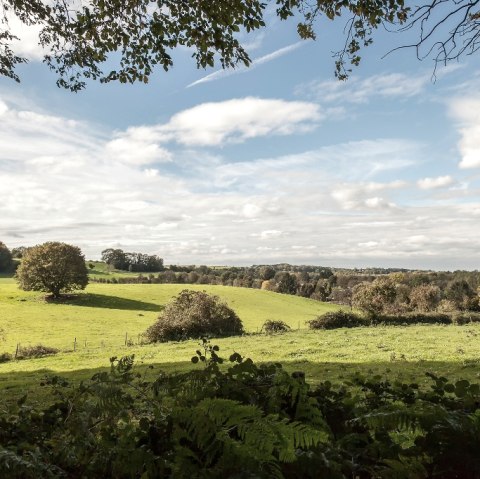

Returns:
1,276,480,403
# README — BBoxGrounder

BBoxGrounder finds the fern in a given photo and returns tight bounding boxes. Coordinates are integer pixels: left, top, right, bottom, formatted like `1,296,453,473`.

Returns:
0,447,64,479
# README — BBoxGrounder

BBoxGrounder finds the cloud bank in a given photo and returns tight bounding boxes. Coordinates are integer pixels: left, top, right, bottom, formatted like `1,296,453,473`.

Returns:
1,91,479,269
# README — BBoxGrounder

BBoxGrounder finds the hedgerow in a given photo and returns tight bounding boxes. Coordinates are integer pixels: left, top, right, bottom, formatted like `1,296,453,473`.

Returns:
309,310,480,329
308,310,367,329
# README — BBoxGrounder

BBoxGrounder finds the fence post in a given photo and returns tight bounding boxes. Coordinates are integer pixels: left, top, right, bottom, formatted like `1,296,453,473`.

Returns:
74,337,77,351
125,332,128,346
15,343,19,359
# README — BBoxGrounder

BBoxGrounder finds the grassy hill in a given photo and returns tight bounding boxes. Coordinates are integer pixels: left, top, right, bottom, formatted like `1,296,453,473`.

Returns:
0,277,339,348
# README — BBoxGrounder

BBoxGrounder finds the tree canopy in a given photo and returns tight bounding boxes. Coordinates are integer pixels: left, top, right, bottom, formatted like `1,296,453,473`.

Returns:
0,241,13,273
16,242,88,299
2,0,479,90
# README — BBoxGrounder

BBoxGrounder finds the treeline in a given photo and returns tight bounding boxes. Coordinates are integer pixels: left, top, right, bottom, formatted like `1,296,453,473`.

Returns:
3,239,479,315
93,263,480,314
100,248,164,272
0,242,22,273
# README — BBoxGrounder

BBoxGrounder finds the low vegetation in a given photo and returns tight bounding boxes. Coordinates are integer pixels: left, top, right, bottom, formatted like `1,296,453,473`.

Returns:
261,320,291,334
309,310,480,330
308,310,367,329
145,290,243,342
1,342,480,478
15,345,59,360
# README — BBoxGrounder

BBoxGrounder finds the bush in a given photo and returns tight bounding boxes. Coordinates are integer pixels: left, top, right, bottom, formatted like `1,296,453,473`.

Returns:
16,344,59,360
0,352,12,363
145,289,243,342
308,310,367,329
261,320,291,334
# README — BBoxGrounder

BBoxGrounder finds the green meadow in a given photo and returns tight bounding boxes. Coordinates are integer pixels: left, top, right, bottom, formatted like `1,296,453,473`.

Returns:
1,275,480,402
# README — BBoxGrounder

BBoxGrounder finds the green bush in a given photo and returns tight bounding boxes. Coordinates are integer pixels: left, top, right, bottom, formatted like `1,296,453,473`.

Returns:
15,344,59,360
308,310,367,329
0,352,12,363
1,343,480,478
145,289,243,342
261,320,291,334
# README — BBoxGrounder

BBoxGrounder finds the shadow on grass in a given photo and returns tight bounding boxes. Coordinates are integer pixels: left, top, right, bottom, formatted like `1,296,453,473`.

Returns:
1,358,479,405
67,293,163,312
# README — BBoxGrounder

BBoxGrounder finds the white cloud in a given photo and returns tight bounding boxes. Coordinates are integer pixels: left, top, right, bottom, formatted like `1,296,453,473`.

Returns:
106,134,172,165
108,98,321,155
1,93,479,269
104,97,324,166
418,175,454,189
161,97,321,146
332,181,406,210
449,97,480,169
260,230,283,240
298,72,429,104
364,197,397,209
7,16,44,61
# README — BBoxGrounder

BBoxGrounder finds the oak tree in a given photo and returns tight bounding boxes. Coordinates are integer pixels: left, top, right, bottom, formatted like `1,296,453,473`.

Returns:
16,241,88,299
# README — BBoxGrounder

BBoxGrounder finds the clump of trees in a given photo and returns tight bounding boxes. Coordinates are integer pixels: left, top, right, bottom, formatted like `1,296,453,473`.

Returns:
145,290,243,342
0,241,13,273
101,248,164,272
16,242,88,299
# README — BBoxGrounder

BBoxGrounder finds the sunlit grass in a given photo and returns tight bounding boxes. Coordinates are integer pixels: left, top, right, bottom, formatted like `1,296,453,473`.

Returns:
1,277,480,403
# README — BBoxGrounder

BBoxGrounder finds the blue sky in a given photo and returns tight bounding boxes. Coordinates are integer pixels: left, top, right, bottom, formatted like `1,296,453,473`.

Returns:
1,10,480,269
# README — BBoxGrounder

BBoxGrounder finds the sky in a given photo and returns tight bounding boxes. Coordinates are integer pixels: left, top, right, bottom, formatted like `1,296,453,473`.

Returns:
1,6,480,270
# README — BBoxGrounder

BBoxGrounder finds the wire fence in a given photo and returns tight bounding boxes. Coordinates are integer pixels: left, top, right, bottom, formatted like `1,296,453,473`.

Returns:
9,332,145,359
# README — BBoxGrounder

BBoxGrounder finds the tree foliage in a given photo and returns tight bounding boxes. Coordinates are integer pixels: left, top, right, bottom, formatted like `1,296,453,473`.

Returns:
101,248,163,272
2,0,479,89
1,342,480,478
352,277,397,316
145,289,244,342
15,242,88,299
0,241,13,273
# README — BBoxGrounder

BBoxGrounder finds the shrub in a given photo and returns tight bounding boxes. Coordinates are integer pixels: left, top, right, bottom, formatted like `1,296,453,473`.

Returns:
261,320,291,334
145,289,243,342
16,344,59,360
0,352,12,363
308,310,367,329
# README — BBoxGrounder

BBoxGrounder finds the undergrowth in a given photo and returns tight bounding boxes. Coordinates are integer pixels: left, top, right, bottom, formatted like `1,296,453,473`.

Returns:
1,339,480,478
